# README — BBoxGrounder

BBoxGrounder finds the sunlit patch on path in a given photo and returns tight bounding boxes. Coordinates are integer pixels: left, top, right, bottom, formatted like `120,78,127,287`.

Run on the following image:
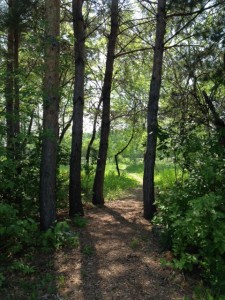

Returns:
54,192,193,300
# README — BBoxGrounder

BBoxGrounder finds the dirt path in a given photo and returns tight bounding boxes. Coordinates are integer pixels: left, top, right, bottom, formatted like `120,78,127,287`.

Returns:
55,189,193,300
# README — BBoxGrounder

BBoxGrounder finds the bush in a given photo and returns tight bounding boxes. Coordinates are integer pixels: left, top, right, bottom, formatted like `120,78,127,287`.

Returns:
73,214,88,228
40,221,79,251
0,203,79,260
155,188,225,294
154,140,225,295
0,203,38,259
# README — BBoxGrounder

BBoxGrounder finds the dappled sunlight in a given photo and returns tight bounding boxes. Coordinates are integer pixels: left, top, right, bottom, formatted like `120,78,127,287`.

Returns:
52,196,193,299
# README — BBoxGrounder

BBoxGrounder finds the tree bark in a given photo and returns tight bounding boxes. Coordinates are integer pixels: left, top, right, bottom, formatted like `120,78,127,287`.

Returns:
92,0,119,205
13,28,20,141
143,0,167,220
40,0,60,230
69,0,85,217
5,23,14,159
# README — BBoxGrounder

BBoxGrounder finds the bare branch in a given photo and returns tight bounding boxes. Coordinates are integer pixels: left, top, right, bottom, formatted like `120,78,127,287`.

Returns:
115,46,152,58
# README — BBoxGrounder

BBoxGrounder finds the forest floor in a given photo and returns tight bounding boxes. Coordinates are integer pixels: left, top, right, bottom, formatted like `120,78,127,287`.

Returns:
51,187,194,300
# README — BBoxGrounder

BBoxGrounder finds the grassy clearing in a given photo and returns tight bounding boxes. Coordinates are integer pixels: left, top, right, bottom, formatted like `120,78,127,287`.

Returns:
125,161,143,184
125,160,179,190
104,171,138,200
58,159,179,203
81,166,139,201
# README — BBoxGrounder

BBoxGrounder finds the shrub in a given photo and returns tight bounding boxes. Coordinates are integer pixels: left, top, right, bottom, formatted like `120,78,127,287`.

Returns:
0,203,79,259
73,214,88,228
0,203,38,259
155,189,225,294
39,221,79,251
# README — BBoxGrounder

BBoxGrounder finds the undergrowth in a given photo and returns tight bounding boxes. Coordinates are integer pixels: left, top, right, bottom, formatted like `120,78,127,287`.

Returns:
154,154,225,297
0,203,79,297
81,163,139,201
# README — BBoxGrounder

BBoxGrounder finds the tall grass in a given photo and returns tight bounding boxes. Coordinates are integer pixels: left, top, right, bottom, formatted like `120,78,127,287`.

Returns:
125,160,181,190
155,161,177,189
81,162,139,201
58,159,179,204
104,172,138,200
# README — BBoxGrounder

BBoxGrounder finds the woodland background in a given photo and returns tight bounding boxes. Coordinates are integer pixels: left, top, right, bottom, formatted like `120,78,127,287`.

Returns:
0,0,225,297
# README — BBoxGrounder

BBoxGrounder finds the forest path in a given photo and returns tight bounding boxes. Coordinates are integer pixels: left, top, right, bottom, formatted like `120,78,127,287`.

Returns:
55,189,193,300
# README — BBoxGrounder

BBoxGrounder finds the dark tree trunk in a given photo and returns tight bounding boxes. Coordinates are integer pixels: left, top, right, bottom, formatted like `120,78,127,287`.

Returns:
13,29,20,142
92,0,119,205
115,130,134,177
13,28,22,182
40,0,60,231
4,1,22,206
86,99,102,168
5,26,14,159
143,0,167,220
69,0,85,217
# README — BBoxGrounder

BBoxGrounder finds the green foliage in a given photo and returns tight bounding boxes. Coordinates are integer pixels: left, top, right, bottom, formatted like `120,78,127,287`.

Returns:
0,203,79,297
129,238,139,249
108,129,145,163
58,136,71,165
11,260,36,275
57,165,69,208
154,151,225,295
0,273,5,289
125,162,143,174
0,203,38,259
14,272,57,299
40,221,79,252
155,161,179,190
81,167,94,201
104,171,139,200
0,136,41,214
193,285,221,300
73,214,88,228
82,245,94,256
0,203,78,260
81,162,139,201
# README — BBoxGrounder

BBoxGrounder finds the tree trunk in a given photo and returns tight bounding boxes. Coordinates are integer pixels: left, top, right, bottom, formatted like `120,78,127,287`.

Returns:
13,28,20,144
115,129,134,177
92,0,119,205
5,0,15,160
5,26,14,159
143,0,167,220
69,0,85,217
86,99,102,168
40,0,60,230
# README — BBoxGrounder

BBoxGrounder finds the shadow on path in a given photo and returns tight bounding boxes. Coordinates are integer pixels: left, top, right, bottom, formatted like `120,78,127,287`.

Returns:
54,194,193,299
79,225,105,300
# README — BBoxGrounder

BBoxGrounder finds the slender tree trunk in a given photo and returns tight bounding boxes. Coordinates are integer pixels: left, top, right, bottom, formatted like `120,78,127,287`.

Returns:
5,0,14,159
69,0,85,217
86,99,102,167
40,0,60,230
13,28,22,181
143,0,167,220
5,28,14,159
14,29,20,142
92,0,119,205
115,129,134,177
